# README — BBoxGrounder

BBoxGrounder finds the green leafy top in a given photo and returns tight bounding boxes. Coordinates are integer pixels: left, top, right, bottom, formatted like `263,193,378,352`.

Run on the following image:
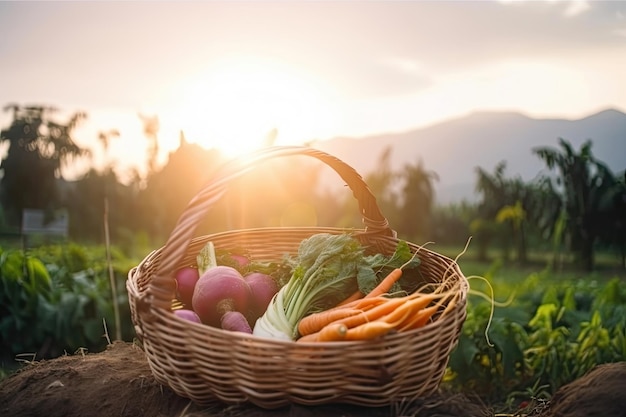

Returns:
253,233,422,340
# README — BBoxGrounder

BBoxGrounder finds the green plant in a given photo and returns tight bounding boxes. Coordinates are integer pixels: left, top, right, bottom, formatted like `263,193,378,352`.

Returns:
0,243,134,364
445,268,626,405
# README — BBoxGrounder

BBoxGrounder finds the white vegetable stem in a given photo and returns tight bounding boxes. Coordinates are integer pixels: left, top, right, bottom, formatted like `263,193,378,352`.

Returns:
197,241,217,275
252,233,366,341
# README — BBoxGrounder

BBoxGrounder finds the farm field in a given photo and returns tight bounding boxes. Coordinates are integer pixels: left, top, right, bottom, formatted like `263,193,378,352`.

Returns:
0,243,624,416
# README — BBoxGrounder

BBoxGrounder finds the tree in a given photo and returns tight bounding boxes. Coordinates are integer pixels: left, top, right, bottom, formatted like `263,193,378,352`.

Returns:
399,158,438,241
0,104,88,230
475,162,527,262
139,113,160,177
533,138,615,271
363,146,401,230
594,170,626,269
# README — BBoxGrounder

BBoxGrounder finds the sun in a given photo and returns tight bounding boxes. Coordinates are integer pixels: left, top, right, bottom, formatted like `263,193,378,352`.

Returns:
153,57,333,158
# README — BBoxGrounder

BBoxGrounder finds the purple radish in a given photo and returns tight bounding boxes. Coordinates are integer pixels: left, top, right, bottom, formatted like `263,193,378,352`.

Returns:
245,272,279,317
191,265,252,330
175,267,199,307
173,309,201,323
220,311,252,334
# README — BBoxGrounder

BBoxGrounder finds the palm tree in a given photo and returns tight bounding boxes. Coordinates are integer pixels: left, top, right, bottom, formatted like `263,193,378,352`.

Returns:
533,138,614,271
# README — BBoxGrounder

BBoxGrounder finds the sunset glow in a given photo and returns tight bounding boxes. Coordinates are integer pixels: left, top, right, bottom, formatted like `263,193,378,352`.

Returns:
1,0,625,180
151,57,334,157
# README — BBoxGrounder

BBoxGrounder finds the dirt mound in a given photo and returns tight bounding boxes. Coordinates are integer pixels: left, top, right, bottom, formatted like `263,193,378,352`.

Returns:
0,341,189,417
4,341,624,417
0,341,488,417
543,362,626,417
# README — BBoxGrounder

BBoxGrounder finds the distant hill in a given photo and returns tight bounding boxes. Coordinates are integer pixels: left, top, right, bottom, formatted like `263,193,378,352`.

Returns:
310,108,626,204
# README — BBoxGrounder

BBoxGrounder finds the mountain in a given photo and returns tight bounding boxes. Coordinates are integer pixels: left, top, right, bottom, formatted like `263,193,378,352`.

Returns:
310,108,626,204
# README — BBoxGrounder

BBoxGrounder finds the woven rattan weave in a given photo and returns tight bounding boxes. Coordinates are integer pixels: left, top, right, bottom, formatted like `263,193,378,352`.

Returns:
127,146,468,409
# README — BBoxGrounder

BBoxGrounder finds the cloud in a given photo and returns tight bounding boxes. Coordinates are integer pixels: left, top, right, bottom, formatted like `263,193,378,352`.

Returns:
1,1,625,116
497,0,591,17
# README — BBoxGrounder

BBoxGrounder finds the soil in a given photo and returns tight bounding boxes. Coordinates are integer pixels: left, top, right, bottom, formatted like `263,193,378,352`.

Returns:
0,341,624,417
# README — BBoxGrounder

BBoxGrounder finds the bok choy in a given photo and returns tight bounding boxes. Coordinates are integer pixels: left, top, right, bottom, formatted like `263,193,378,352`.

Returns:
252,233,420,341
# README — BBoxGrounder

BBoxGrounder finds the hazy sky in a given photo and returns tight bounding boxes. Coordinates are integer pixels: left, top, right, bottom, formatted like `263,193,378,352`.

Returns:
1,0,625,178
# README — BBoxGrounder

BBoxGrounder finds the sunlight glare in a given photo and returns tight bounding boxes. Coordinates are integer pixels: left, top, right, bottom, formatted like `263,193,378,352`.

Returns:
154,58,334,157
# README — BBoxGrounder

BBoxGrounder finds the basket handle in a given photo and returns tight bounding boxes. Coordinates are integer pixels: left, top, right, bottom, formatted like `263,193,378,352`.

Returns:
147,145,395,310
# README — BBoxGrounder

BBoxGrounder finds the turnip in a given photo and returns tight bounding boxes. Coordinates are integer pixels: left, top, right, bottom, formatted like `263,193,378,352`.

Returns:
245,272,279,317
221,311,253,333
192,265,253,331
175,267,200,307
173,309,201,323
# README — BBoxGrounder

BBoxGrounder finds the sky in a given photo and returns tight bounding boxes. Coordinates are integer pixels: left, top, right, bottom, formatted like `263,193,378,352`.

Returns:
1,0,625,181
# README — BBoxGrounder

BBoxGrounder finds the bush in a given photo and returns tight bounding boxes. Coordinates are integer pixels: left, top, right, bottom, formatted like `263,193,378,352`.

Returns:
0,244,133,365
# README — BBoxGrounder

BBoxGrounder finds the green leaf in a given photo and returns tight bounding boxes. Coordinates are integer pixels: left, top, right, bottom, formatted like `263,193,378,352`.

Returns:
488,319,524,379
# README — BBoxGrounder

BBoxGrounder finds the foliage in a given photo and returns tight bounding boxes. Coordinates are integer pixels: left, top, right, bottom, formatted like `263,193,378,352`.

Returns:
399,158,438,241
533,138,621,271
0,239,624,409
0,105,88,230
446,269,626,406
0,244,133,365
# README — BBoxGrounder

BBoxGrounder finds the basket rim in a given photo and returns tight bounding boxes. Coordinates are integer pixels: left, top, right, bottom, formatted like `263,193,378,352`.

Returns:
128,226,470,341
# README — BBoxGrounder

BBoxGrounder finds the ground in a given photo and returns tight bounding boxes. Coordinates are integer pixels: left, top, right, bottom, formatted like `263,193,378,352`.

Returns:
0,341,624,417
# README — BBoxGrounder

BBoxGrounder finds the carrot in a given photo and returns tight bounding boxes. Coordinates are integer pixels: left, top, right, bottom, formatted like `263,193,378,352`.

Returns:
364,268,404,298
375,294,435,326
317,322,348,342
296,323,348,343
298,292,453,342
332,297,406,329
336,289,364,307
297,308,361,336
342,321,397,341
364,250,420,298
341,304,415,341
340,295,390,310
398,303,440,331
297,298,400,340
297,296,389,335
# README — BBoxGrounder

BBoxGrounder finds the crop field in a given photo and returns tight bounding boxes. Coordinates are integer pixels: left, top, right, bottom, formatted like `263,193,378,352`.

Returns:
0,242,624,416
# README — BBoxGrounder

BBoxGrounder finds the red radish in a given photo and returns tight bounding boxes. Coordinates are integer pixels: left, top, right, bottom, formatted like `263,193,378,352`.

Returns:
245,272,279,316
173,309,201,323
221,311,252,333
192,265,252,329
175,267,199,307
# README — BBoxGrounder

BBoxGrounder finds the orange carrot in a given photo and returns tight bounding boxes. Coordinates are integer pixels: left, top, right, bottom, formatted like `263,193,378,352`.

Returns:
298,298,402,336
332,297,407,329
364,268,403,298
297,308,361,336
296,332,320,343
298,293,451,342
336,289,364,307
399,303,440,331
364,250,420,298
321,294,389,314
317,322,348,342
296,323,347,343
342,321,397,341
377,294,433,325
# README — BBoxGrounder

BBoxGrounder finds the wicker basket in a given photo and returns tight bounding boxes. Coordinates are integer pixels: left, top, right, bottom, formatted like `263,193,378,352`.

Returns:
127,146,468,409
